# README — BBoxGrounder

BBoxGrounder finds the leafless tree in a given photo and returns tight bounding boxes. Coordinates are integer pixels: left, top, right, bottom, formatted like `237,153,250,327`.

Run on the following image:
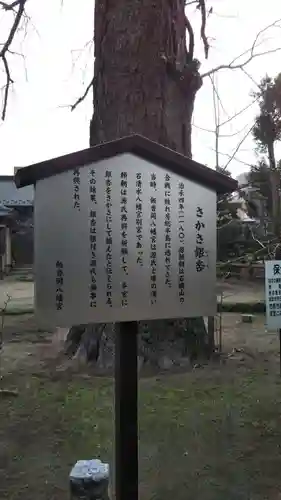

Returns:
0,0,27,120
2,1,281,362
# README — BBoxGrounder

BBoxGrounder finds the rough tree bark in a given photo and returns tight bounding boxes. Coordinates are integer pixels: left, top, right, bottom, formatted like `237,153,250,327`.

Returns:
90,0,200,155
267,142,281,240
65,0,210,370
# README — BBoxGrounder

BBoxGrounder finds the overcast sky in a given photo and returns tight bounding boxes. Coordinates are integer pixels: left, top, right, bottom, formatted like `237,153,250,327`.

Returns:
0,0,281,177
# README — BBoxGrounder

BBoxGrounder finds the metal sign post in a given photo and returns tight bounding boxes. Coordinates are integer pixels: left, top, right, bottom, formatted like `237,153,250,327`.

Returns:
115,321,138,500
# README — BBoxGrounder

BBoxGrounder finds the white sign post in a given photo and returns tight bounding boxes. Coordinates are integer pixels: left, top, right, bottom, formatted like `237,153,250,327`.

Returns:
15,135,237,500
265,260,281,375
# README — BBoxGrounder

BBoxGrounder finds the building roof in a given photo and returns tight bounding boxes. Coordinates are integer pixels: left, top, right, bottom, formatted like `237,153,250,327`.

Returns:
15,134,237,194
0,176,33,206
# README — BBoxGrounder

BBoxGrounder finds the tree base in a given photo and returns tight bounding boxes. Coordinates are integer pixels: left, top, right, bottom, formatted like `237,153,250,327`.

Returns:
64,318,211,373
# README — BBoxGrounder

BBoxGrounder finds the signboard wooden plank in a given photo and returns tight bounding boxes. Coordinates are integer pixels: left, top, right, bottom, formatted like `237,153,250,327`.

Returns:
34,153,217,327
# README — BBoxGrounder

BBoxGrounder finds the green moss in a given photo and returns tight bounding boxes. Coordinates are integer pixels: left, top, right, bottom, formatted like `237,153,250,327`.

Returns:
1,370,281,499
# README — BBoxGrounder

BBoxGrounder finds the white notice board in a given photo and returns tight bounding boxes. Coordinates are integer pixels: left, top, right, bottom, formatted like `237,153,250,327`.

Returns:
34,154,217,327
265,260,281,329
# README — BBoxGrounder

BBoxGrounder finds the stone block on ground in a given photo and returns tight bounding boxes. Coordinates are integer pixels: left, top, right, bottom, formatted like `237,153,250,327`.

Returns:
158,355,174,370
70,459,110,500
241,314,255,323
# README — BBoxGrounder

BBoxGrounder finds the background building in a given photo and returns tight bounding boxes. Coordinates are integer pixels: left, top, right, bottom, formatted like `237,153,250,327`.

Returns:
0,174,33,273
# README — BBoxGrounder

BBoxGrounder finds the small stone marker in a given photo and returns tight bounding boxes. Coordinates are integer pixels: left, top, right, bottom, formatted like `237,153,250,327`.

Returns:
69,459,110,500
241,314,254,323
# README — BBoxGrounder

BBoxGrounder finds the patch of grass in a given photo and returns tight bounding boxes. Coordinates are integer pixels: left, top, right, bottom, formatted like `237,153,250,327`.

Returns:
5,307,34,316
1,370,281,499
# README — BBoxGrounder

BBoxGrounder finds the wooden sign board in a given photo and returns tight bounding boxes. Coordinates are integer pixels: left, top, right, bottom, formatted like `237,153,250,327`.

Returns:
15,135,237,328
34,154,216,327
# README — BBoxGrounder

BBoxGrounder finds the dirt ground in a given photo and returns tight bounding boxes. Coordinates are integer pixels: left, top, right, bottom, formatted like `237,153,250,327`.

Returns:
1,313,281,500
217,279,265,304
0,276,266,314
1,312,277,375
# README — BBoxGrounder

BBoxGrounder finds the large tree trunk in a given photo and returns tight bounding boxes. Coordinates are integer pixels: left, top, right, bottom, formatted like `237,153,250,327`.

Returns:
90,0,200,156
267,141,281,239
65,0,211,370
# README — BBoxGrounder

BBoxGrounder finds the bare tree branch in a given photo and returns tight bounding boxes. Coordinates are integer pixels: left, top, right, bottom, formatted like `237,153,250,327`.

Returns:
198,0,209,58
0,1,22,10
220,97,258,127
210,74,219,168
2,54,13,120
206,70,260,170
1,1,26,51
202,47,281,78
212,149,254,169
217,237,279,268
202,18,281,78
0,0,27,119
71,76,94,112
208,74,257,170
185,1,198,5
250,226,266,249
193,94,258,135
222,124,255,171
194,122,251,138
208,72,231,120
217,219,234,231
184,14,194,60
240,67,260,89
185,0,209,59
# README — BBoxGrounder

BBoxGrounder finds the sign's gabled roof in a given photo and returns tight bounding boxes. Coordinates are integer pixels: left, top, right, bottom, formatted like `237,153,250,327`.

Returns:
14,134,237,194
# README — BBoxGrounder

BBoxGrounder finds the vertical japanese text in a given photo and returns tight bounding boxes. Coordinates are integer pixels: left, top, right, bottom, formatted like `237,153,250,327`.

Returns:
105,170,113,307
55,260,64,311
178,182,185,303
150,175,157,304
73,168,80,210
164,173,172,288
195,206,206,272
120,171,128,307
